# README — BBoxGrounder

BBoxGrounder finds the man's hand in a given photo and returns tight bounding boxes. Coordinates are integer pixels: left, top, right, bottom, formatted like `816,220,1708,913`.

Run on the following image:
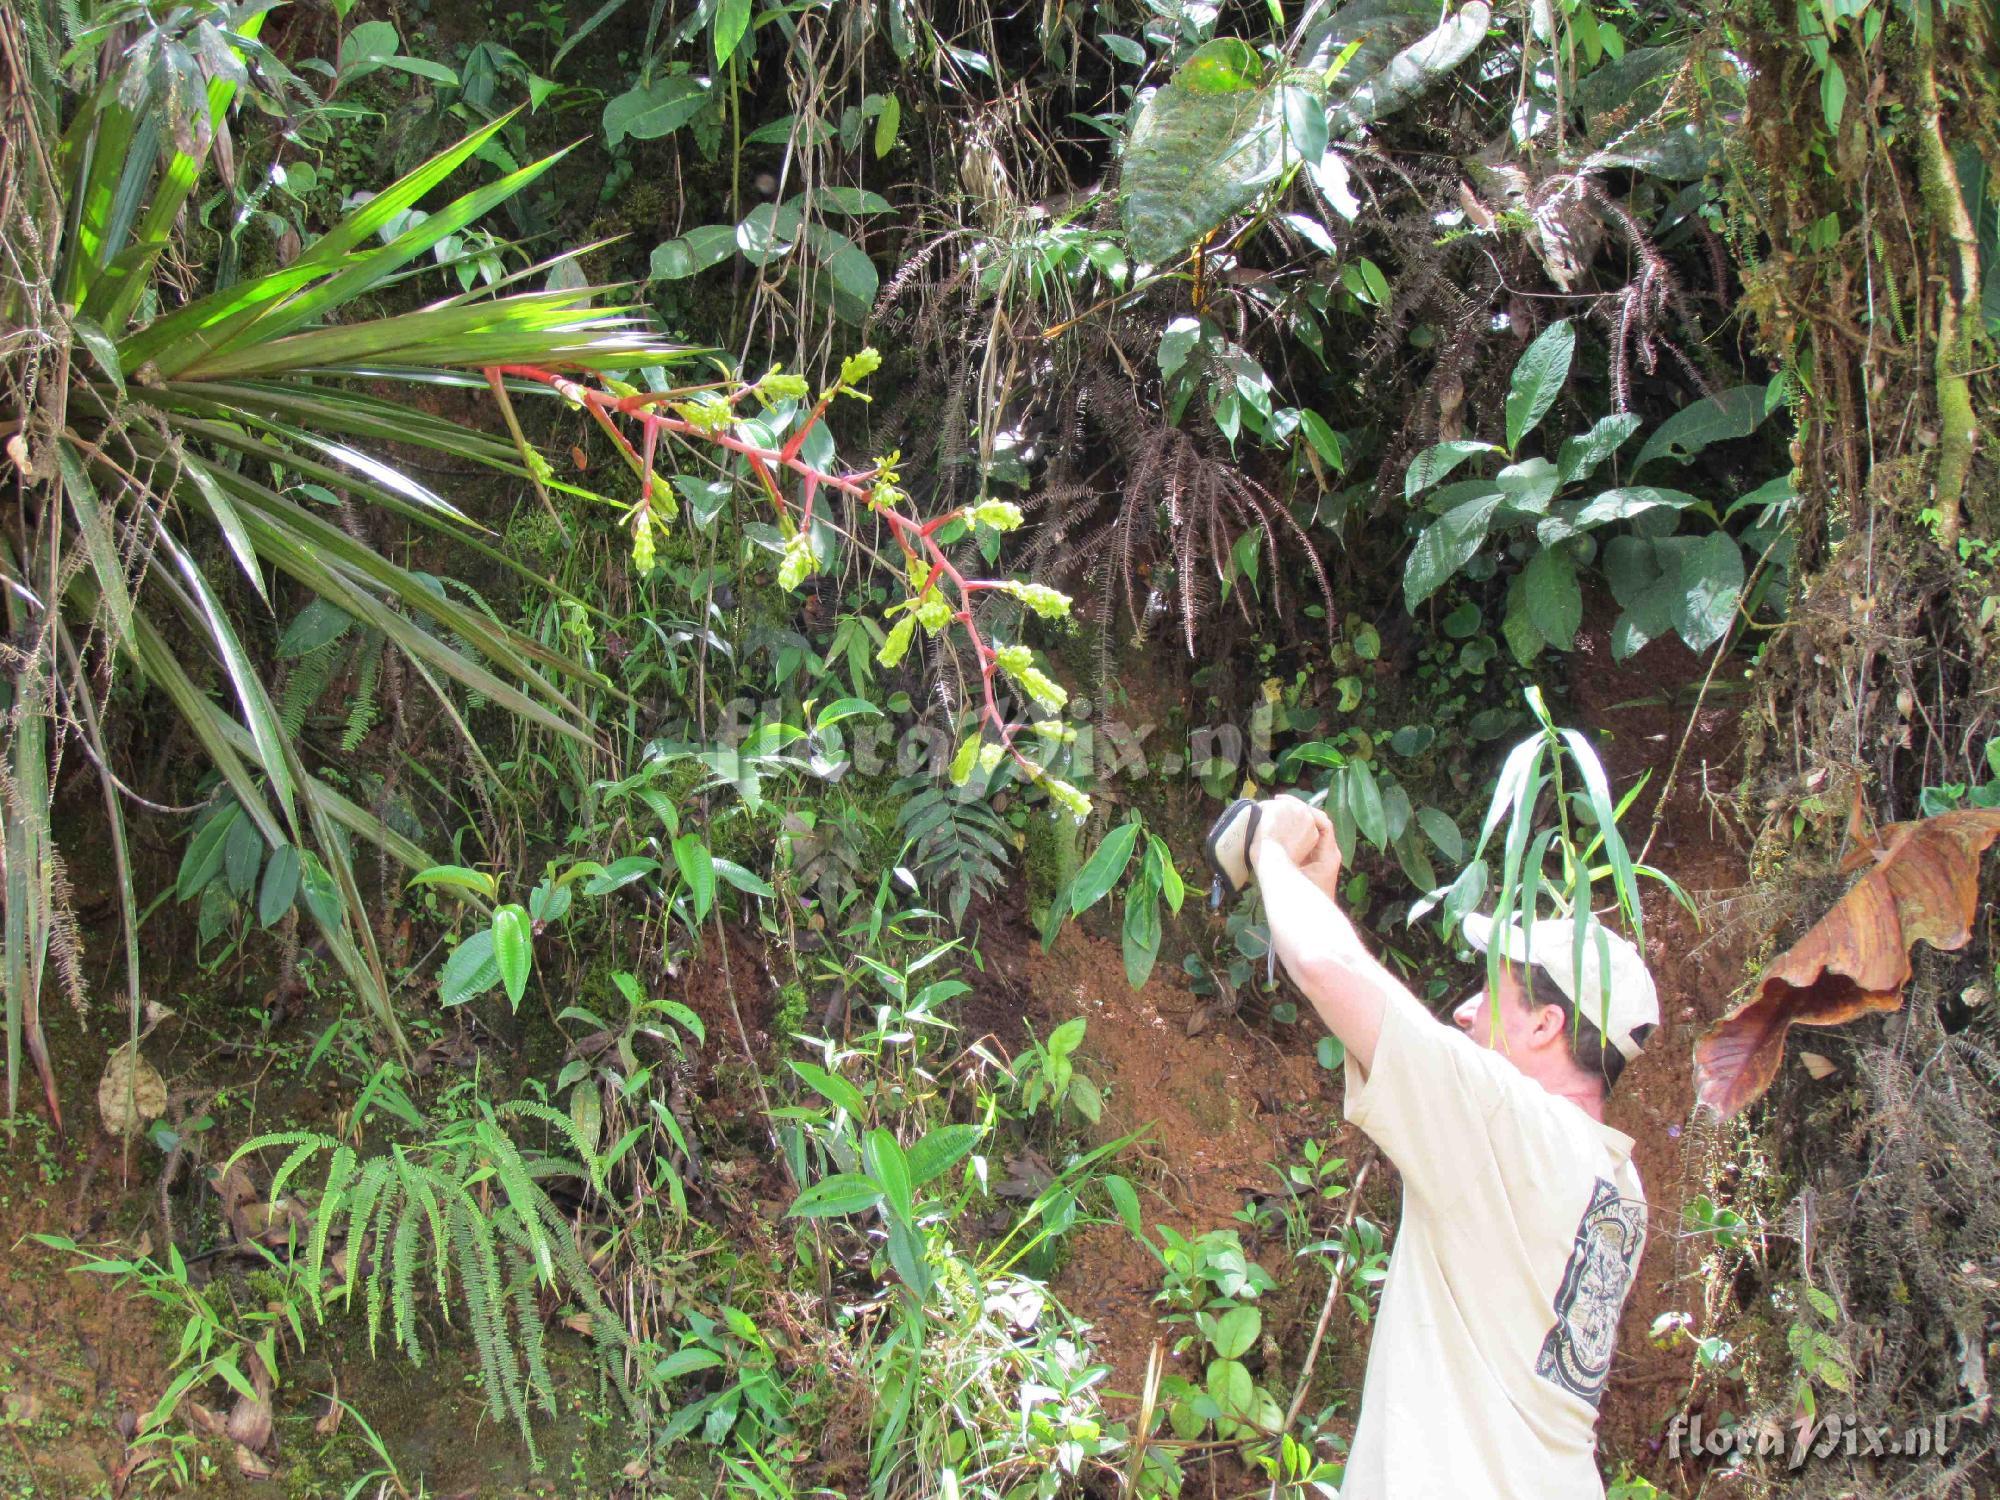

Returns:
1297,815,1343,901
1256,798,1343,900
1252,796,1323,863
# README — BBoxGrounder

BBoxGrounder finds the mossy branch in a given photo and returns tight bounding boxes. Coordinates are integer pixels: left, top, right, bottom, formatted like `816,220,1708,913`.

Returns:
1912,41,1983,549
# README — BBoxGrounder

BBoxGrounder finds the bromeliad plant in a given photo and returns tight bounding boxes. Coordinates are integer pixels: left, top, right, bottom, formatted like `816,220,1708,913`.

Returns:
489,353,1095,818
0,0,680,1116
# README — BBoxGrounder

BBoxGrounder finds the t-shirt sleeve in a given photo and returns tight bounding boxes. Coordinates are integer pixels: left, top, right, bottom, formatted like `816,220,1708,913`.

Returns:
1342,989,1532,1208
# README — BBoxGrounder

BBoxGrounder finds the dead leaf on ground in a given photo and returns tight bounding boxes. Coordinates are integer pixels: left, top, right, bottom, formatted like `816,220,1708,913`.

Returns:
995,1151,1054,1199
314,1379,343,1439
234,1442,274,1479
97,1043,166,1137
227,1391,272,1452
1694,807,2000,1115
207,1161,309,1250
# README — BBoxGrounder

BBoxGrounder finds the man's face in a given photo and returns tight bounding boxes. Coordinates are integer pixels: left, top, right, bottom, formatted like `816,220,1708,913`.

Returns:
1451,963,1545,1063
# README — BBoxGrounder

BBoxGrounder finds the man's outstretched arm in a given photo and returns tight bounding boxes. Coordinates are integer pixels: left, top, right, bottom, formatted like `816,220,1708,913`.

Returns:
1253,801,1423,1075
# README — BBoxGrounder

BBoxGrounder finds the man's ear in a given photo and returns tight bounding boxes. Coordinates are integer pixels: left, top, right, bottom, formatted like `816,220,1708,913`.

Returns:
1528,1001,1570,1048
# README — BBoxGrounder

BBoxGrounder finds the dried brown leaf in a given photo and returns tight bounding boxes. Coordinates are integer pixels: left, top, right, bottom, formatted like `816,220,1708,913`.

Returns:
1694,808,2000,1115
97,1043,166,1136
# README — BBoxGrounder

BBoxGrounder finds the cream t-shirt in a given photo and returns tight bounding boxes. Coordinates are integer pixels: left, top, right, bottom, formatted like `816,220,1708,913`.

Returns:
1337,988,1646,1500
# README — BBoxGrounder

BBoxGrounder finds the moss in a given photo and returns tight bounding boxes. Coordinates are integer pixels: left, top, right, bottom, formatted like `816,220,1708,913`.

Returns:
772,980,810,1039
1023,806,1080,929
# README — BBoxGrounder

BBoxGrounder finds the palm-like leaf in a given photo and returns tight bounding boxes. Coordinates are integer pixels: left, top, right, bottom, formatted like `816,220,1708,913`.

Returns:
1,3,681,1112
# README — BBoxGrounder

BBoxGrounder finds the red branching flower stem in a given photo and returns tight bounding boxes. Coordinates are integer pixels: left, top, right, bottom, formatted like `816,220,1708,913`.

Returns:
487,365,1044,776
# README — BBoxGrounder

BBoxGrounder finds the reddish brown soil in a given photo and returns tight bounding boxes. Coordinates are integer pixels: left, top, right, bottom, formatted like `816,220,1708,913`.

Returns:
1027,928,1339,1403
0,1138,175,1498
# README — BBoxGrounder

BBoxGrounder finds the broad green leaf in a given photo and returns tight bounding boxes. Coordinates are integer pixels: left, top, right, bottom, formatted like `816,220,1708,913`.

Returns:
604,76,713,147
409,864,497,900
1522,547,1582,650
258,845,300,927
713,0,751,65
1281,83,1329,162
1346,761,1388,848
1820,60,1846,131
1296,409,1345,470
1633,386,1768,471
874,92,901,156
1419,806,1463,862
1574,45,1743,179
1405,440,1497,498
1159,317,1204,380
1403,492,1505,608
1148,834,1185,913
1207,1358,1254,1421
1505,320,1575,452
582,855,659,895
1209,1304,1262,1359
1304,0,1491,137
1047,1016,1087,1060
179,803,239,900
223,808,264,897
1103,1173,1143,1236
1071,821,1142,914
1668,532,1744,651
1343,256,1390,305
1121,83,1287,264
1494,457,1562,516
654,1347,725,1381
907,1124,980,1187
787,1173,883,1218
439,928,500,1006
1123,877,1161,988
737,200,802,264
711,858,774,897
649,225,737,280
1556,412,1642,486
298,851,343,930
277,598,354,657
815,697,883,729
672,834,716,922
790,1059,867,1117
1572,486,1700,529
1502,582,1546,666
1177,38,1265,92
812,186,893,215
863,1129,915,1223
810,229,878,320
492,904,531,1008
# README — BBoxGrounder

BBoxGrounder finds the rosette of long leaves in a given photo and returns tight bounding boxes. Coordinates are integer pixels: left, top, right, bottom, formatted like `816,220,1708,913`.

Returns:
0,3,680,1117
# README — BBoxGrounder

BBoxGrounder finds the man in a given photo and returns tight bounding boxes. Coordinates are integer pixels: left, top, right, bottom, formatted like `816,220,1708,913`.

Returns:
1230,796,1658,1499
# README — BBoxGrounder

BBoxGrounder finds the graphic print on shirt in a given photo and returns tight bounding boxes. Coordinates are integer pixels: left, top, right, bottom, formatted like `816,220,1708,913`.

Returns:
1535,1176,1646,1407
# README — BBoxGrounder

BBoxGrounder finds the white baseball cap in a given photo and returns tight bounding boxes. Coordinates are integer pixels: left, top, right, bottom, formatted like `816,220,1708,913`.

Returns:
1460,913,1659,1061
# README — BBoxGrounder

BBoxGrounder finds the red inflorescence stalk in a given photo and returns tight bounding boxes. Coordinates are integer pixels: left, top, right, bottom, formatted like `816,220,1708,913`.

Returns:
488,365,1048,780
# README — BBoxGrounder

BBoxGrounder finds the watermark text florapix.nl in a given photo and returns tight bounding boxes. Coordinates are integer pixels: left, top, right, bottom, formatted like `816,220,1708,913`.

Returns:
1666,1412,1953,1470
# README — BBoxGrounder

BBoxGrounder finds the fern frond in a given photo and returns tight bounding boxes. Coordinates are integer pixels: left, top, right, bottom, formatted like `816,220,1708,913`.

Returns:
341,632,384,752
390,1202,423,1363
277,641,336,739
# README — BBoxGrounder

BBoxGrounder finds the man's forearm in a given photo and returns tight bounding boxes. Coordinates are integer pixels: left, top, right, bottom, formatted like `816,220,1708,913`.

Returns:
1254,843,1419,1072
